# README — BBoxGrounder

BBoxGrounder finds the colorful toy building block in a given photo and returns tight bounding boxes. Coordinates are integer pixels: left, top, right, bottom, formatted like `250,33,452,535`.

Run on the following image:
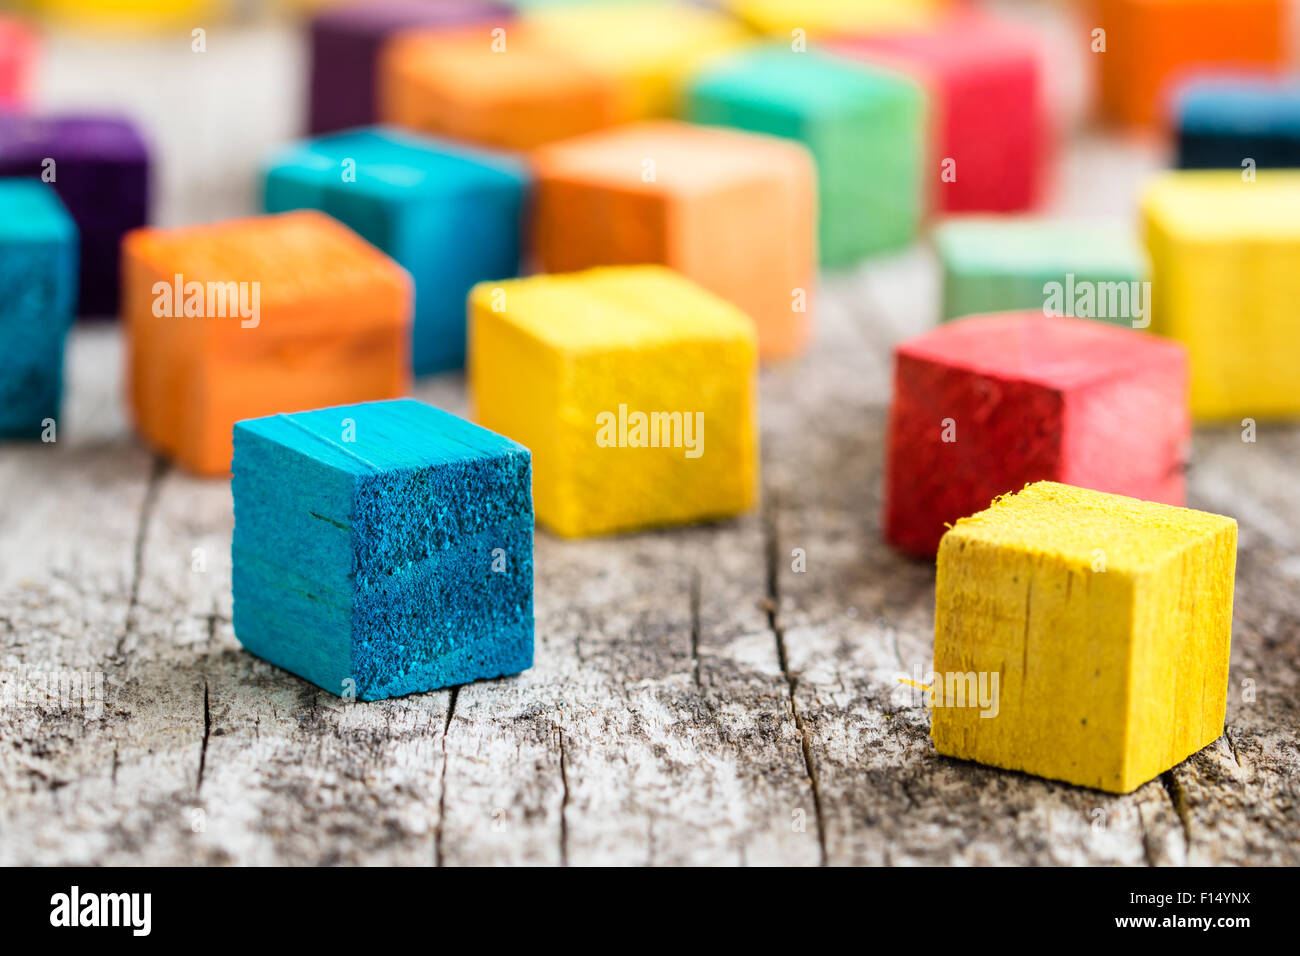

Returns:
885,313,1188,557
25,0,224,33
379,23,617,150
0,17,35,110
469,266,757,537
520,1,749,121
232,399,533,701
122,210,412,476
1092,0,1287,129
0,180,77,439
934,218,1147,323
531,121,815,359
687,47,925,266
307,0,513,135
1142,171,1300,420
1175,76,1300,170
833,11,1046,213
0,113,148,317
933,481,1237,793
263,127,528,375
726,0,945,37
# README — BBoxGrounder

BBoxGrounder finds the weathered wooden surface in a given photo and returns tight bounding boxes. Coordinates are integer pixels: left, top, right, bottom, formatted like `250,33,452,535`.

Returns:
2,11,1298,866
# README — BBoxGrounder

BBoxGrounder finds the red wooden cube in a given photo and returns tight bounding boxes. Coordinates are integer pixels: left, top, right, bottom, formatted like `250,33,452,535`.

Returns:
832,11,1047,213
884,313,1188,557
0,17,35,109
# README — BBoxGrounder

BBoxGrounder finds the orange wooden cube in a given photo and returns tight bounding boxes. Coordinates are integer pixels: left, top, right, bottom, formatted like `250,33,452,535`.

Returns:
1093,0,1287,128
123,211,412,476
378,25,618,151
531,121,817,360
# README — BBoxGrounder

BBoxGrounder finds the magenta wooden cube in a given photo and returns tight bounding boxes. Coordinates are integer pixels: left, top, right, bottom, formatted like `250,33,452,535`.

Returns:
308,0,514,135
832,11,1047,213
883,313,1189,557
0,114,149,317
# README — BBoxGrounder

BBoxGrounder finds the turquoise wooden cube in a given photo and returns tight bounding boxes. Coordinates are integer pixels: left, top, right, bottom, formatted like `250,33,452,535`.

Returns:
687,46,925,267
232,399,534,701
0,179,77,439
934,217,1148,324
262,127,530,375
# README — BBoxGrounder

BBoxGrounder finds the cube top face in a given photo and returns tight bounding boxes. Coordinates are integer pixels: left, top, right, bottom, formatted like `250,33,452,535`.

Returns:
1142,170,1300,242
0,113,149,165
0,179,77,244
834,10,1038,77
1175,76,1300,136
533,120,814,200
313,0,510,36
935,218,1145,279
265,126,528,203
898,312,1183,393
470,266,757,357
934,481,1236,792
728,0,944,35
124,210,411,331
942,481,1235,579
232,399,533,700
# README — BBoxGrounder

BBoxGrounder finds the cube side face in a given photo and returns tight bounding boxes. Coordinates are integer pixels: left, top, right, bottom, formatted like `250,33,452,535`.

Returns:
533,173,673,276
885,352,1065,557
933,530,1138,792
1123,521,1236,792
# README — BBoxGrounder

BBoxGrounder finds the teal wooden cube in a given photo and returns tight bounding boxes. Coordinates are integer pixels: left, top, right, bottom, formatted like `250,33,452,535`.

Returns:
934,218,1148,324
263,126,530,375
0,179,77,439
687,46,925,267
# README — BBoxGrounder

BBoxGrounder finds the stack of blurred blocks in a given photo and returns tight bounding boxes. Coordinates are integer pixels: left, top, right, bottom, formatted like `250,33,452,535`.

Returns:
0,179,77,439
1174,76,1300,170
232,399,534,701
0,114,149,316
470,265,758,537
264,126,529,374
122,210,412,475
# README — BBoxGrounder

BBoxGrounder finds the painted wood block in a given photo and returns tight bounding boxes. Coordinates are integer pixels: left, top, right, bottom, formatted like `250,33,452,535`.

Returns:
884,312,1188,557
0,17,35,110
469,265,757,537
935,217,1147,323
263,126,529,375
832,11,1046,213
933,480,1237,793
1175,76,1300,170
307,0,513,135
0,113,149,317
687,46,925,266
0,179,77,439
26,0,225,32
122,210,412,476
519,1,749,121
379,23,617,150
232,398,533,701
531,121,815,359
726,0,945,37
1092,0,1287,129
1143,171,1300,420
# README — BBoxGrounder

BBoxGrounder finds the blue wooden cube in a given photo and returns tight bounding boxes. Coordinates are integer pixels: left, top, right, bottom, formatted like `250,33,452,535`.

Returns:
262,127,530,375
231,398,534,701
1175,76,1300,170
0,179,77,439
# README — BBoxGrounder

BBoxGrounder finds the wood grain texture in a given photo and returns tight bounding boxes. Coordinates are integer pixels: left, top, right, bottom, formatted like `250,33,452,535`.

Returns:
1,13,1297,866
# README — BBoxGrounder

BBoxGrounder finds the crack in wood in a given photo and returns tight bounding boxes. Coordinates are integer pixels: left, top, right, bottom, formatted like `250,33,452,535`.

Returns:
1159,769,1193,854
197,678,212,795
114,456,168,662
433,685,459,867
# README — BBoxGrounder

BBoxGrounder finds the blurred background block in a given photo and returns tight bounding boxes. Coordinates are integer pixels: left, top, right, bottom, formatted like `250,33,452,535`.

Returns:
0,16,36,108
726,0,947,37
19,0,230,33
1174,74,1300,170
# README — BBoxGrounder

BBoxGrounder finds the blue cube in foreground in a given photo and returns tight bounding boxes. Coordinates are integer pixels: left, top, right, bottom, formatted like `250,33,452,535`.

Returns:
232,398,534,700
262,127,529,375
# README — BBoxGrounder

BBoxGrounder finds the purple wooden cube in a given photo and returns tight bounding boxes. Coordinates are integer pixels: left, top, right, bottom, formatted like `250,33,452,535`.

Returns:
0,114,149,318
308,0,514,136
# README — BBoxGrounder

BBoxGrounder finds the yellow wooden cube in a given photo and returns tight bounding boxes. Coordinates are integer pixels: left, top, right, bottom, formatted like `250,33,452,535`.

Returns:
469,266,758,538
726,0,945,37
522,1,750,121
932,481,1237,793
1143,170,1300,420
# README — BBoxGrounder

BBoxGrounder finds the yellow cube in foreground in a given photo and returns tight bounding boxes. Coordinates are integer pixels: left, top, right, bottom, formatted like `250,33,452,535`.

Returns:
469,266,758,538
1143,171,1300,420
932,481,1237,793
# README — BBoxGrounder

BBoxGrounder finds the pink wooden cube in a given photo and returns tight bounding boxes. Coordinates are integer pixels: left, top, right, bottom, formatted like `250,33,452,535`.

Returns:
0,17,35,110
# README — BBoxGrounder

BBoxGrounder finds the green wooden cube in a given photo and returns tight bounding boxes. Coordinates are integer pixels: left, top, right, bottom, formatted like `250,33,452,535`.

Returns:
687,46,925,268
935,218,1148,324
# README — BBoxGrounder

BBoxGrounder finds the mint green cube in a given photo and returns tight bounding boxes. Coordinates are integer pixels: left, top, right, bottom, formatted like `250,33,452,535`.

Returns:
935,218,1149,324
687,47,925,268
